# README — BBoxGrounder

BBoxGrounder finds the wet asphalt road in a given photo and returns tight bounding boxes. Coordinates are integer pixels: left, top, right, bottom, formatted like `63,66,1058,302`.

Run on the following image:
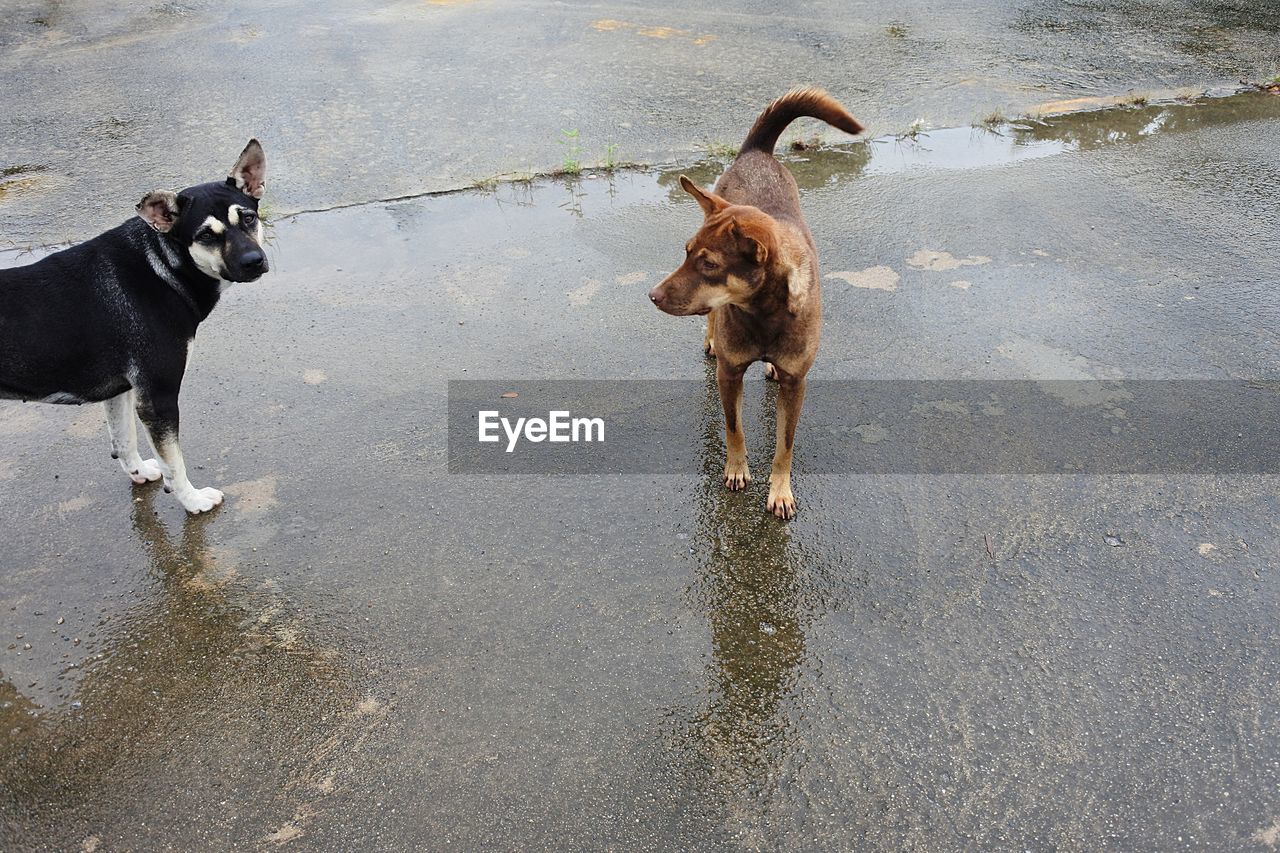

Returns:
3,2,1280,851
2,0,1280,246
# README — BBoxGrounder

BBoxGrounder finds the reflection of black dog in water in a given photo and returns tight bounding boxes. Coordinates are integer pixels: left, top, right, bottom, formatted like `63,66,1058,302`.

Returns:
0,141,270,514
130,485,220,580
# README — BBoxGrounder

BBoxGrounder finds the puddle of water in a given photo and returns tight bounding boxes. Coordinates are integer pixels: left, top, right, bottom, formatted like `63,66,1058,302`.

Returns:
483,90,1280,210
616,90,1280,220
837,90,1280,179
3,91,1277,257
866,125,1071,173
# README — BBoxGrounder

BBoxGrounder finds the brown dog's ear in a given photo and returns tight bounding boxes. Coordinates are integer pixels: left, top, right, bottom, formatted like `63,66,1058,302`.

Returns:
729,219,769,265
229,138,267,199
136,190,180,233
679,175,729,217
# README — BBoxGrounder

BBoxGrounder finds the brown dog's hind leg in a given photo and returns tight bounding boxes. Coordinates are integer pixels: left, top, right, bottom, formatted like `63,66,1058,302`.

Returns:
716,359,751,490
704,311,717,358
767,372,806,519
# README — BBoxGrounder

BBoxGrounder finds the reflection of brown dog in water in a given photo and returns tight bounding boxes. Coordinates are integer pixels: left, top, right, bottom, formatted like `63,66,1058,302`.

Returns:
648,88,864,519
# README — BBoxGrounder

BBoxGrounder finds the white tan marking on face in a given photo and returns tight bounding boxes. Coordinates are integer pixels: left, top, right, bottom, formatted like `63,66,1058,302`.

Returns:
227,205,241,227
190,216,230,279
188,241,225,280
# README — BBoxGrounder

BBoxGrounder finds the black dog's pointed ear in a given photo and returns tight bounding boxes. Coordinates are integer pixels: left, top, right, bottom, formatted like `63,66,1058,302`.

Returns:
136,190,180,233
679,175,729,217
228,138,266,199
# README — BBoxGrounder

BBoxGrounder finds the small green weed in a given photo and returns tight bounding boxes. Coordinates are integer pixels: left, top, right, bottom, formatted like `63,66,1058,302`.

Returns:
897,118,926,141
559,128,583,175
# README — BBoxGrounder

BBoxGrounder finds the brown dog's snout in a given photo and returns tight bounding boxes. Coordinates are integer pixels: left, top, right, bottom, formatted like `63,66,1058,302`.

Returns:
648,284,666,307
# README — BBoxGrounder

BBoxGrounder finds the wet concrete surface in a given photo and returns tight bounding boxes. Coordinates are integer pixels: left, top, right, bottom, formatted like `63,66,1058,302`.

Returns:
3,85,1280,848
3,0,1280,245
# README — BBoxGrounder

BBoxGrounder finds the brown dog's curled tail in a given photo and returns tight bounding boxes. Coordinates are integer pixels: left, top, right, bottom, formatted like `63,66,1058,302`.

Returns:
739,86,865,155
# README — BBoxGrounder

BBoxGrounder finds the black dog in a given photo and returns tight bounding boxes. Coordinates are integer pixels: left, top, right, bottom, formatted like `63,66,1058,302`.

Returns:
0,140,270,513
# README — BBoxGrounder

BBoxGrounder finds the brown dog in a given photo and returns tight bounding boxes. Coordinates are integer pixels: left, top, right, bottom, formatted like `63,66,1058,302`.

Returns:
648,88,863,519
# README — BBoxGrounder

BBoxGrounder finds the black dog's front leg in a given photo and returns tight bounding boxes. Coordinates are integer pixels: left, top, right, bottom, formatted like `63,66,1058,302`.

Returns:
133,386,223,514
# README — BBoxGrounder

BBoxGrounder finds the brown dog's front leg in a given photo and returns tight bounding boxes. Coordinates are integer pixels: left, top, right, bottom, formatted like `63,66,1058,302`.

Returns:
704,311,717,358
716,359,750,490
768,372,806,519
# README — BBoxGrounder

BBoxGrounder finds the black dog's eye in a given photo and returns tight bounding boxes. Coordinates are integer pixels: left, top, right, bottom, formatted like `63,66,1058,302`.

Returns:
241,211,258,227
195,227,218,242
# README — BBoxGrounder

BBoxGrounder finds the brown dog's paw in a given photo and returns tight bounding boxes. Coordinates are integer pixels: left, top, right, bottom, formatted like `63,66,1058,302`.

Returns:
766,485,796,519
723,460,751,491
764,363,779,381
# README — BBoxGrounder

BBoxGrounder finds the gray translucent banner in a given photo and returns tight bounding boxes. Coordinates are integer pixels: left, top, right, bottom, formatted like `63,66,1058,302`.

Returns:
447,380,1280,474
